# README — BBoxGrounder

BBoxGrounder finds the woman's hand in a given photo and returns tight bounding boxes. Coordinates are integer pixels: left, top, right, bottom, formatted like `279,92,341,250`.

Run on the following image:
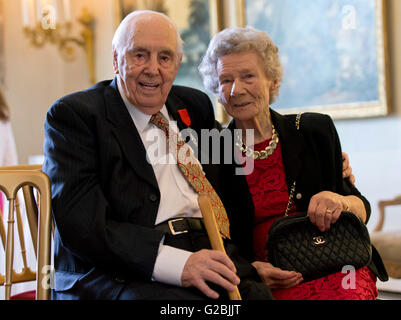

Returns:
307,191,350,232
342,152,355,185
252,261,303,289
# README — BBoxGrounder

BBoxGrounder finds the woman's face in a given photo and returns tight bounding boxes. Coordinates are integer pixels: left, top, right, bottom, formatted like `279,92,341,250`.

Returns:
217,51,275,122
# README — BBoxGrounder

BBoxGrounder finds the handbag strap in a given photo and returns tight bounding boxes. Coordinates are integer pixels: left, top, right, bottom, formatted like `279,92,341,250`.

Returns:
295,112,303,130
284,112,303,217
284,182,296,216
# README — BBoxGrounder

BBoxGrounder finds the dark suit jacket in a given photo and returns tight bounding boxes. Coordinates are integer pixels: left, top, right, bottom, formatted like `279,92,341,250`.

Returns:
219,109,371,262
43,78,222,299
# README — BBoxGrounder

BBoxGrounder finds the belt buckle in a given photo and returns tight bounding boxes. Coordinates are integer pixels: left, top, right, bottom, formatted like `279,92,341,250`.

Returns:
168,218,188,236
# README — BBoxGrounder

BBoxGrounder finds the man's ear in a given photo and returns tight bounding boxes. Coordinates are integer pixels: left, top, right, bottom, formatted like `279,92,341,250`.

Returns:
113,50,119,74
176,53,183,69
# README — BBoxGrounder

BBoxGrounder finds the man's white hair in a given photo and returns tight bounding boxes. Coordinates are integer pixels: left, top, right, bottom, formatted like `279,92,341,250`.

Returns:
112,10,183,58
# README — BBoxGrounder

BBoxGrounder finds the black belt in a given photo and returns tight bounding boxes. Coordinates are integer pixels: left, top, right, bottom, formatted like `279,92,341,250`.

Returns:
155,218,206,236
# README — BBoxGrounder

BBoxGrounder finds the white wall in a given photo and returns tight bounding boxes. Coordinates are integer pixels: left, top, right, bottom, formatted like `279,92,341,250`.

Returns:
3,0,115,164
336,117,401,231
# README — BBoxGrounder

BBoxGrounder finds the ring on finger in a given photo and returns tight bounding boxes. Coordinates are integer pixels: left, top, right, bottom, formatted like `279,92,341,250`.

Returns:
326,209,333,215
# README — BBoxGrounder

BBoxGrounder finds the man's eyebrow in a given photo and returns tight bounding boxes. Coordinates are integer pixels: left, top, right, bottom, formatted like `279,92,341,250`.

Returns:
159,49,175,56
129,46,175,56
129,46,148,52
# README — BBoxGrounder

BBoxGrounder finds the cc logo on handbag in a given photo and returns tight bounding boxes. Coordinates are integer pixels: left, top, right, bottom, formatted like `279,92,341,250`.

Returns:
313,236,326,246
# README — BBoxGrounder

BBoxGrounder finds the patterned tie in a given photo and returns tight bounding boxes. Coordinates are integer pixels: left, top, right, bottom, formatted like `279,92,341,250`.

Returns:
150,111,231,239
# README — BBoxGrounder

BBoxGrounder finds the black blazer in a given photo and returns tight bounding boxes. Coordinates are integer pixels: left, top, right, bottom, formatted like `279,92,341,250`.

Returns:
43,78,221,298
219,109,371,261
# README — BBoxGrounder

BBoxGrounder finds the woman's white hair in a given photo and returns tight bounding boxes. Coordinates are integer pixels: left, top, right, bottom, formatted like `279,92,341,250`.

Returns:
112,10,183,60
198,27,283,104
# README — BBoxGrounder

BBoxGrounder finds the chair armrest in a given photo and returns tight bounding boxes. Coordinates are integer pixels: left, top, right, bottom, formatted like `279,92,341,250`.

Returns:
374,195,401,231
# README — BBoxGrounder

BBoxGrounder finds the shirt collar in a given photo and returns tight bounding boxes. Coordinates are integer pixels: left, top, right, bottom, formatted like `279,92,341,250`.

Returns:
117,77,170,133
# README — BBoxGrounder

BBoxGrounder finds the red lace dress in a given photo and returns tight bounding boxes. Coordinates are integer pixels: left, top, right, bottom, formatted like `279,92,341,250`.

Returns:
245,139,378,300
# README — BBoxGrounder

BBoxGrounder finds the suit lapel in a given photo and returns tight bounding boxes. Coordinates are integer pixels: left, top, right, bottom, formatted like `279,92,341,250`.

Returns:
165,91,190,131
104,78,158,190
165,90,206,160
270,109,305,184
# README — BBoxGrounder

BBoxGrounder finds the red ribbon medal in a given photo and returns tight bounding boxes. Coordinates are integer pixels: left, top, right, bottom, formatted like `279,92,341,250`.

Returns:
178,108,191,126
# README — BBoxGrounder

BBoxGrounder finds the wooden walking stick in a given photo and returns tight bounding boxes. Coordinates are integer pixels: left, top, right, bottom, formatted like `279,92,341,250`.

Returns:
198,194,242,300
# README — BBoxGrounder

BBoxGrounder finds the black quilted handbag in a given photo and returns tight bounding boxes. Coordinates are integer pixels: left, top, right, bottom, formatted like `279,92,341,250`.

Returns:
266,211,373,283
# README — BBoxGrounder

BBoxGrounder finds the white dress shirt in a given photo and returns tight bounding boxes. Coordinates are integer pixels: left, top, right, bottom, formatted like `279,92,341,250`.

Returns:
117,80,203,286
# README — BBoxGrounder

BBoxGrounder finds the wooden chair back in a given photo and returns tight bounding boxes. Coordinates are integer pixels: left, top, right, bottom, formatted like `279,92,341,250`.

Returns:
371,195,401,279
0,165,52,300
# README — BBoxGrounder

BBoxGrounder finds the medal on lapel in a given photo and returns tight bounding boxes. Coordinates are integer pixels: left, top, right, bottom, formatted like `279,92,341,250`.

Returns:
178,108,191,126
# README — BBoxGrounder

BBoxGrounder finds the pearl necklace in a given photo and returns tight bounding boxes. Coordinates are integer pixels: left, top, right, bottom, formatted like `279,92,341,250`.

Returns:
236,125,279,160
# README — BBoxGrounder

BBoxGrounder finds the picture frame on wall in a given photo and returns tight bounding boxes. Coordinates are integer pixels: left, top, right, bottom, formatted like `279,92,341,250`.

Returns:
236,0,390,119
114,0,229,122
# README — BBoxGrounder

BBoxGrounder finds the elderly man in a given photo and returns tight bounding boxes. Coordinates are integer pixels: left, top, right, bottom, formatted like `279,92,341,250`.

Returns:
43,10,273,300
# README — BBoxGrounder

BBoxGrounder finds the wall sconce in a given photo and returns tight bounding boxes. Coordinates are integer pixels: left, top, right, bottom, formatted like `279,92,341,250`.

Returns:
21,0,96,84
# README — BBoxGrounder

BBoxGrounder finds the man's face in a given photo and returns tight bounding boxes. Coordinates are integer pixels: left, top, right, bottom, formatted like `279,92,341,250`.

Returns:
114,16,182,115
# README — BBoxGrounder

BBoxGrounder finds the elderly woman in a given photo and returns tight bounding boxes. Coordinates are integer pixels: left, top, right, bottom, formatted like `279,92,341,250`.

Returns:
199,27,383,300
